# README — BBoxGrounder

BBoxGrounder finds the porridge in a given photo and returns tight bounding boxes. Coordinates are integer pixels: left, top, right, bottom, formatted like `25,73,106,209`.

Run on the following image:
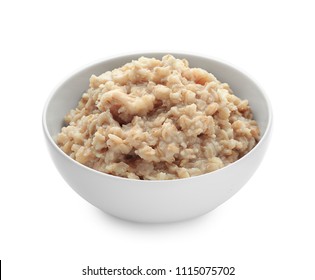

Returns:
56,55,260,180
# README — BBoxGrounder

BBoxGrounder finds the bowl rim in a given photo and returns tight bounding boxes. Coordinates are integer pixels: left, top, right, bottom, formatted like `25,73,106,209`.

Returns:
42,51,273,183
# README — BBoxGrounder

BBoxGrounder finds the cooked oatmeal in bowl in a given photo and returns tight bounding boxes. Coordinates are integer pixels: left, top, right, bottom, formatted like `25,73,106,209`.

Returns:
43,52,272,222
56,55,260,180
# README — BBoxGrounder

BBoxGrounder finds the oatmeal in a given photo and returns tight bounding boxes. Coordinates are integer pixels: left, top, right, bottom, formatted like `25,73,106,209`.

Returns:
56,55,260,180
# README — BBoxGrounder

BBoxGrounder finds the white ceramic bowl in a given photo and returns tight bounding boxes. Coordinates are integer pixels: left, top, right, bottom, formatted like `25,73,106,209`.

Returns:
43,53,272,223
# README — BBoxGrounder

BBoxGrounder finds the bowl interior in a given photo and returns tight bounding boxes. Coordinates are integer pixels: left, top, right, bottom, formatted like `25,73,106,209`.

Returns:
44,53,270,143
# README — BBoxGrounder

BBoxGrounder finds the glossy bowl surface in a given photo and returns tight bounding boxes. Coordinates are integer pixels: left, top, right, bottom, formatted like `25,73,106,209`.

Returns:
43,53,272,223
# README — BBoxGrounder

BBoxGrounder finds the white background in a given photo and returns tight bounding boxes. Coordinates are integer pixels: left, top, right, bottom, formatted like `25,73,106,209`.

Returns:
0,0,314,279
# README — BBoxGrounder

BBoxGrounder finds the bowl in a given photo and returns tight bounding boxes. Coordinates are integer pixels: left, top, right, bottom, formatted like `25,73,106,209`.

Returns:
42,52,272,223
